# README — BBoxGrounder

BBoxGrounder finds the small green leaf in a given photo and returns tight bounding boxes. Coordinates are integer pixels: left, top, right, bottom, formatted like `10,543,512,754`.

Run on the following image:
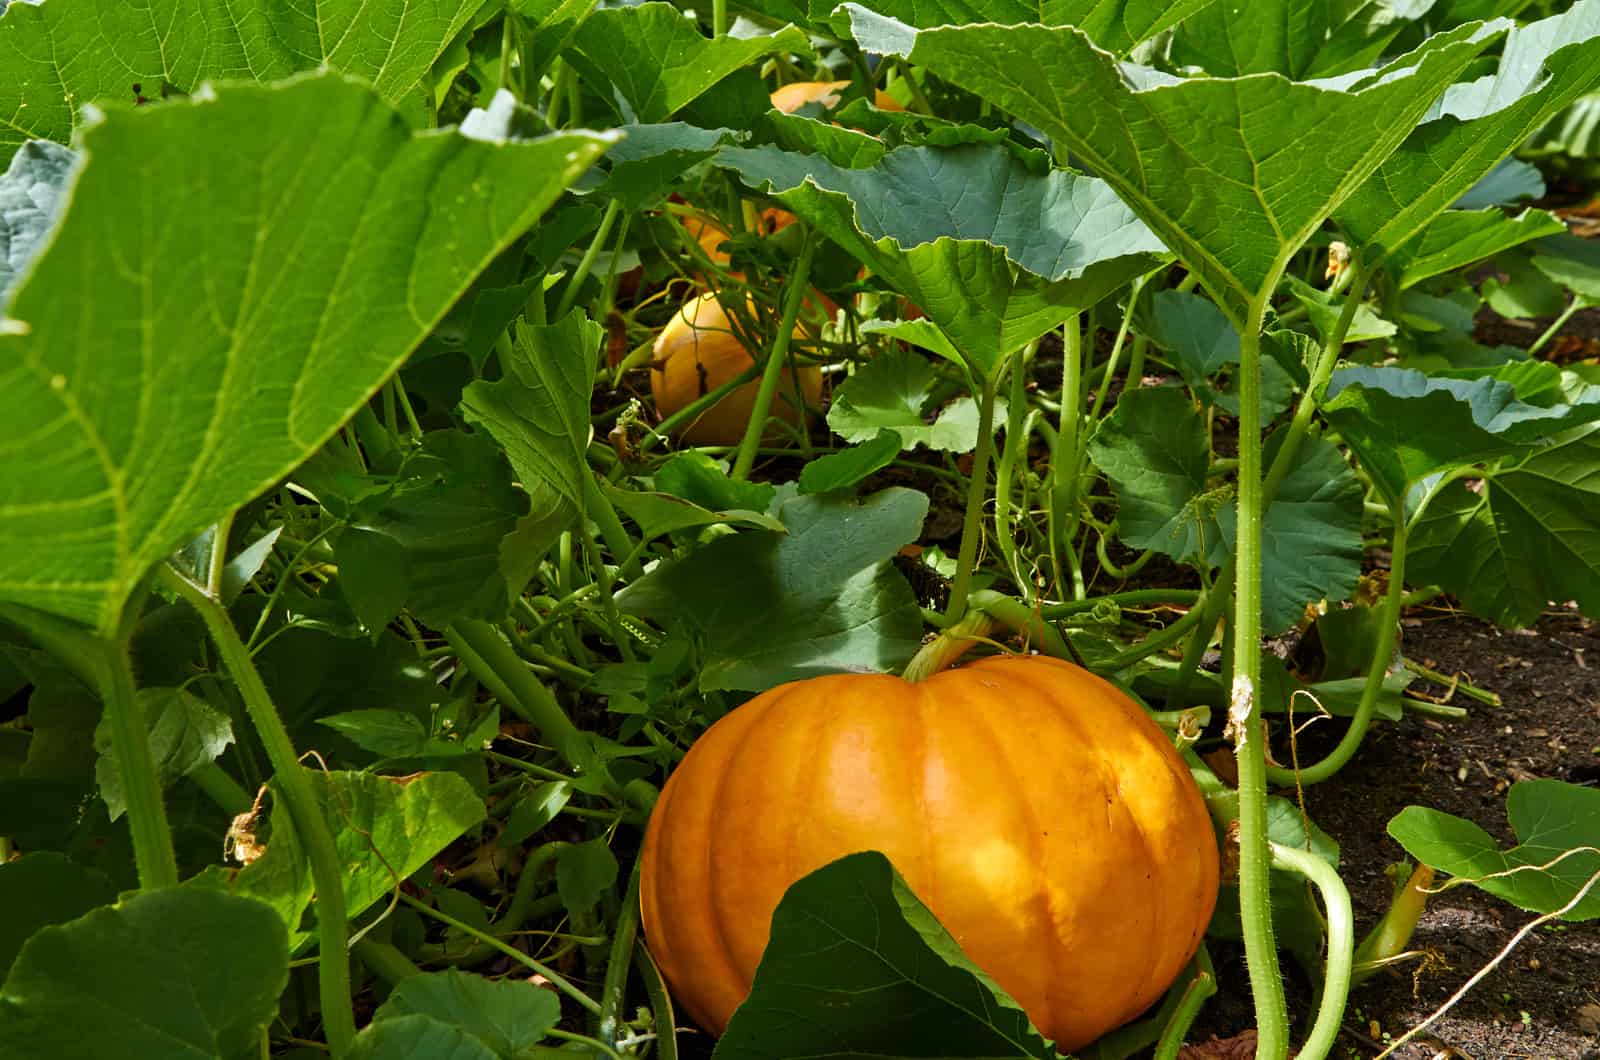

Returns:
0,852,114,976
373,970,562,1056
799,430,902,494
618,488,928,691
0,140,73,305
568,4,810,123
0,889,288,1060
1282,277,1397,345
93,686,232,821
654,451,777,513
557,838,619,915
604,485,786,540
317,710,476,760
599,123,742,207
232,770,485,946
498,782,572,848
1532,231,1600,303
713,851,1054,1060
1389,779,1600,920
1321,366,1600,501
348,1013,500,1060
827,348,993,453
0,75,611,635
1408,426,1600,626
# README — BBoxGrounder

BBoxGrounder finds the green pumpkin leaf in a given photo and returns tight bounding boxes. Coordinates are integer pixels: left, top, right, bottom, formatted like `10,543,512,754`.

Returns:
0,889,288,1060
1408,426,1600,626
1389,779,1600,920
850,8,1496,318
348,1013,501,1060
716,141,1162,375
567,4,810,123
823,0,1218,55
0,140,73,305
232,770,485,947
798,430,903,494
828,348,996,453
93,686,232,821
1337,1,1600,263
0,852,115,977
0,75,611,635
1321,366,1600,502
1386,208,1566,289
0,0,494,161
618,488,928,691
714,850,1055,1060
373,970,562,1055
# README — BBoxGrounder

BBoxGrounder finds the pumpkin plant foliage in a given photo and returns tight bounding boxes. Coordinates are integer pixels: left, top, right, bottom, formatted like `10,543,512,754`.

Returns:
3,0,1600,1058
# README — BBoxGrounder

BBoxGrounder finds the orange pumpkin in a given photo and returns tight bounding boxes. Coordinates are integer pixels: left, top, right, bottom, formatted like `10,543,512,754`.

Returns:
638,654,1219,1051
769,79,904,115
650,291,823,446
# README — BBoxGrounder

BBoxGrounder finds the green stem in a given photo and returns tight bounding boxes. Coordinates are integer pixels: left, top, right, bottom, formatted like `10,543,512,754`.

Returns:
712,0,727,36
1401,657,1500,706
943,370,1001,623
189,760,254,816
158,565,357,1058
994,342,1037,596
1051,315,1085,599
1265,505,1405,787
1229,288,1289,1060
97,636,180,890
555,199,624,322
1125,334,1148,391
446,620,610,795
639,361,762,453
1152,949,1218,1060
596,857,644,1049
633,946,678,1060
968,590,1072,661
1528,298,1582,358
1269,842,1354,1060
206,511,235,598
1040,589,1199,617
1094,605,1204,673
353,937,423,986
400,892,601,1015
731,234,816,481
582,473,640,580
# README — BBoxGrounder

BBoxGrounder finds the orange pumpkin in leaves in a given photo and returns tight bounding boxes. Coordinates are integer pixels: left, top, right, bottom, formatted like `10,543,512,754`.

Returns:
638,654,1219,1052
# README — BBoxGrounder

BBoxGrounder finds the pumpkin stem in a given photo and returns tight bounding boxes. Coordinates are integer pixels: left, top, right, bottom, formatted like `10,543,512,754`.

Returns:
902,609,997,681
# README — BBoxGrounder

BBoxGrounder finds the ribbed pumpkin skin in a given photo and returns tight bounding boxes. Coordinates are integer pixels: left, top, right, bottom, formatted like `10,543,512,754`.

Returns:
769,80,904,114
649,291,822,446
638,655,1219,1051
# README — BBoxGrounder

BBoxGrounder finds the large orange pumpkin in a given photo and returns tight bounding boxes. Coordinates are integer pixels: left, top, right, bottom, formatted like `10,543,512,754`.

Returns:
769,79,904,115
638,654,1219,1051
650,291,823,446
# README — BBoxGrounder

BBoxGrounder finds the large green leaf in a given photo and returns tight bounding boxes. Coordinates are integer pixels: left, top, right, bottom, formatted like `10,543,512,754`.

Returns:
348,1014,500,1060
232,769,485,946
1408,426,1600,626
0,0,491,161
617,488,928,691
1386,207,1566,289
1171,0,1329,78
0,889,288,1060
714,851,1055,1060
1338,0,1600,262
567,4,809,123
1322,366,1600,502
717,141,1163,374
1389,779,1600,920
0,140,72,304
372,970,562,1057
0,852,114,976
851,8,1496,318
0,75,611,635
819,0,1216,53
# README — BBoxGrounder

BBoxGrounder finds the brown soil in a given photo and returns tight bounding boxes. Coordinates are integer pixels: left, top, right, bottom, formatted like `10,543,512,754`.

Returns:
1198,603,1600,1060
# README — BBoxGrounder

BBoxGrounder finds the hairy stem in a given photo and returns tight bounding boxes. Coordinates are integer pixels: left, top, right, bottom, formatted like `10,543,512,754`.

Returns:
556,199,623,321
1230,288,1289,1060
158,564,356,1057
98,636,180,890
596,857,644,1047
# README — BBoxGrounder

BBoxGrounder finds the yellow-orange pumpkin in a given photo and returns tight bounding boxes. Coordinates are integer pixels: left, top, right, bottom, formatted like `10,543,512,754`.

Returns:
638,654,1219,1051
650,291,823,446
769,79,904,115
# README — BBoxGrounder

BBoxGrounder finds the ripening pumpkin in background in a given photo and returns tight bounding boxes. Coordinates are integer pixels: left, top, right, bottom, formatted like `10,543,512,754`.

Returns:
638,654,1219,1052
649,291,823,446
769,79,905,115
